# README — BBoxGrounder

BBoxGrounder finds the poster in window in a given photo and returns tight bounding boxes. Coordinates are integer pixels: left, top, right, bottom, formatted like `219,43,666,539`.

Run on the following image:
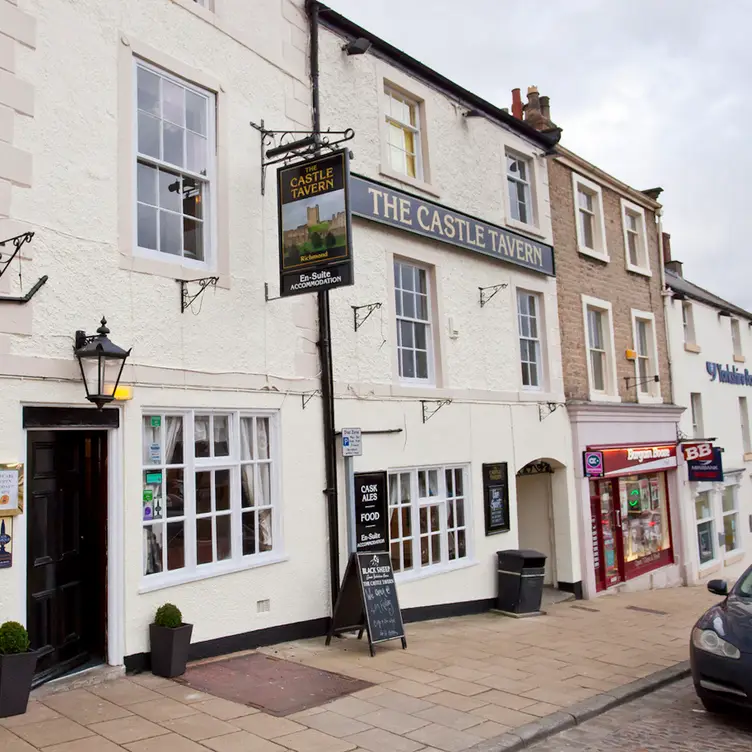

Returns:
277,149,353,297
0,463,23,516
0,517,12,568
483,463,510,535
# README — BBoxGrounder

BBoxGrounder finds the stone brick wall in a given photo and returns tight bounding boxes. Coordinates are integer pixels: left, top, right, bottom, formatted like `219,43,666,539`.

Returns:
550,156,672,404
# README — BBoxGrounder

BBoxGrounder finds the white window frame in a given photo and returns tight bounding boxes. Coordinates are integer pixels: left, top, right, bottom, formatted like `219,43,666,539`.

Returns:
388,465,472,581
133,58,217,271
394,259,435,386
620,199,651,276
582,295,620,402
722,483,741,556
731,318,744,360
682,301,698,349
690,392,704,438
694,488,717,568
384,85,424,182
572,173,609,261
630,309,662,403
139,409,283,592
505,149,537,230
193,0,215,9
740,396,751,455
516,289,545,390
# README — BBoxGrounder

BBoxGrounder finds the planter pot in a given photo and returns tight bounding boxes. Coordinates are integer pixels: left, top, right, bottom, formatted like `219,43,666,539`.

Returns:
149,623,193,678
0,651,37,717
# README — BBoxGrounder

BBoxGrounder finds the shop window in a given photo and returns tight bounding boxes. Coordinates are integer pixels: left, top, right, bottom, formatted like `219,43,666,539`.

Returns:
506,151,534,225
722,485,740,553
517,290,543,389
142,411,277,585
619,474,671,564
135,60,215,263
690,393,704,438
695,490,716,566
388,465,469,576
394,260,433,383
384,87,423,180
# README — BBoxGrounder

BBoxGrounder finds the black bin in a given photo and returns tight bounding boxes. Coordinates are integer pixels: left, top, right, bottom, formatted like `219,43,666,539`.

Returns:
496,549,547,614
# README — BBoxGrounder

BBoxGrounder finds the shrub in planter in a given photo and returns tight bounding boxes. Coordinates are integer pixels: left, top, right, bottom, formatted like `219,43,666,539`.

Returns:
149,603,192,678
0,621,37,718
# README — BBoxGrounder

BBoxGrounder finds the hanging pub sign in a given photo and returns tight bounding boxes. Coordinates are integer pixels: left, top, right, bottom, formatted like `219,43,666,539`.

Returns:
687,447,724,482
354,471,388,553
483,462,510,535
277,149,353,297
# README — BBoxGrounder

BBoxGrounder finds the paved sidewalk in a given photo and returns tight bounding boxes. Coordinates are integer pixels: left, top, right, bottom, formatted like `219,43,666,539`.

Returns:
1,586,716,752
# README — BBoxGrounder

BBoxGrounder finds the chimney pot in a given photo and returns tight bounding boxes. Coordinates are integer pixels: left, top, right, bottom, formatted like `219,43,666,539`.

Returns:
511,88,523,120
540,95,551,121
665,259,683,278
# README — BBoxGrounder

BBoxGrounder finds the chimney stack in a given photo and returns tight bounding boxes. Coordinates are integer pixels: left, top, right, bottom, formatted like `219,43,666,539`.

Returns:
512,86,555,132
540,95,550,121
511,88,523,120
662,233,684,277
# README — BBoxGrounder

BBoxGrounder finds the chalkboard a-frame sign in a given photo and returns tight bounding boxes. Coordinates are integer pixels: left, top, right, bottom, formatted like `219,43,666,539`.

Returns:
483,462,510,535
326,552,406,656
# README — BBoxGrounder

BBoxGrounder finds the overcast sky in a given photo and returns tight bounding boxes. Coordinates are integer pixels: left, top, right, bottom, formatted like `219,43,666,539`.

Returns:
326,0,751,309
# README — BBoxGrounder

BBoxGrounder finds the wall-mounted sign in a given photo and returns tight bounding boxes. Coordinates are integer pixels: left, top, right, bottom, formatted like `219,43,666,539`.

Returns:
583,451,604,478
682,442,713,461
350,175,555,276
483,463,510,535
277,150,353,297
706,362,752,386
354,471,388,553
341,427,362,457
0,463,23,516
588,444,677,477
687,447,724,482
0,517,12,568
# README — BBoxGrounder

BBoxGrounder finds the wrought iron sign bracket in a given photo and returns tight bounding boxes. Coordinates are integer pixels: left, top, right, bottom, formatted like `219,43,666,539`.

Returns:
302,390,320,409
250,119,355,195
517,460,554,476
353,302,382,331
179,276,219,313
479,283,508,308
538,402,564,421
0,231,48,304
421,399,452,424
624,374,660,391
676,425,689,443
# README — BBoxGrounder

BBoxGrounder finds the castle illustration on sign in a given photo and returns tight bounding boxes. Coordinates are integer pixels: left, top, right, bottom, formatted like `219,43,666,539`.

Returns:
282,194,347,268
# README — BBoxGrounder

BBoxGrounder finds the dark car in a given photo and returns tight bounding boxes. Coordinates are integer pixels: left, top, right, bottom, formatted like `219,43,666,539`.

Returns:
690,565,752,712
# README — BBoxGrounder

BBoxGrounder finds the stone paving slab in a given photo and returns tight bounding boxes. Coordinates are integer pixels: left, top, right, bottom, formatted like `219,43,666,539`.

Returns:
0,586,717,751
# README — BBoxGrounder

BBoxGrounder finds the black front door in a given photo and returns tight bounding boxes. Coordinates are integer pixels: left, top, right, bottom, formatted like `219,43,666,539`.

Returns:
27,430,107,684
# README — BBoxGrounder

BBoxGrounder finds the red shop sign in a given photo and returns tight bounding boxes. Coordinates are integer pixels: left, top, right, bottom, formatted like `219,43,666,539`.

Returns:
589,444,678,477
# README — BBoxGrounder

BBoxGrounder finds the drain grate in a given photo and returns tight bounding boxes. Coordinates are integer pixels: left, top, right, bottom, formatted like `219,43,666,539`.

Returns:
571,605,599,612
626,605,668,616
176,653,371,716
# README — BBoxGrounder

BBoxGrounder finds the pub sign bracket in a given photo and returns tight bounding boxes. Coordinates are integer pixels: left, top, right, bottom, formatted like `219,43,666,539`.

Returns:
479,282,508,308
0,231,48,304
179,276,219,313
538,402,563,421
421,399,452,423
353,302,382,331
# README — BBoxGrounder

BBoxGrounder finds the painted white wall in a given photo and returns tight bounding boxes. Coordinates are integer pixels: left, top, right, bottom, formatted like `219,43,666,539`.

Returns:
665,290,752,585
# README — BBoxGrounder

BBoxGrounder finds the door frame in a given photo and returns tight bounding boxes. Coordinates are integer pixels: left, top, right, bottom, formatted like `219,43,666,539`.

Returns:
20,408,124,669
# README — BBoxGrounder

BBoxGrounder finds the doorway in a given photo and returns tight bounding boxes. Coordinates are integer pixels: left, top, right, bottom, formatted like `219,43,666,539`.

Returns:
589,479,624,591
516,461,557,586
26,430,108,685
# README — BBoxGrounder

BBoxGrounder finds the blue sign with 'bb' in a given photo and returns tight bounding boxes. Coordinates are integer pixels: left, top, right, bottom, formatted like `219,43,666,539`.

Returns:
687,447,724,482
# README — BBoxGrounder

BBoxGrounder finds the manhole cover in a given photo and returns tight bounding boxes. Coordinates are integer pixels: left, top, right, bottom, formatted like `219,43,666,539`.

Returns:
176,653,371,716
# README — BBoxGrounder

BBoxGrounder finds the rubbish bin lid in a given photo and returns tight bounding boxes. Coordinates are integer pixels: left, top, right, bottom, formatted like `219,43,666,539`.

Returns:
497,548,546,560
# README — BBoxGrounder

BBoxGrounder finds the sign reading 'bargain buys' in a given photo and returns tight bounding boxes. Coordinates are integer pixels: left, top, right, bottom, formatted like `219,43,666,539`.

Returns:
588,444,678,477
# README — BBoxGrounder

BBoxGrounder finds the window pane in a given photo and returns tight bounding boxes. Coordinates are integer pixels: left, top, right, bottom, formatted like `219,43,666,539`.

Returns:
216,469,230,511
166,416,183,464
186,131,207,175
458,530,466,558
415,350,428,379
402,507,411,536
722,487,736,513
456,498,465,527
186,90,207,135
400,473,410,503
419,507,427,534
166,468,184,517
166,521,184,570
196,517,213,564
695,492,712,520
697,520,715,564
213,416,229,456
137,162,157,205
241,465,254,508
162,79,185,126
428,471,439,497
259,508,273,552
143,416,160,464
389,145,406,174
137,112,160,158
257,418,270,460
195,471,211,514
183,218,203,260
391,542,401,571
259,464,271,506
216,514,232,560
401,348,415,378
400,320,414,348
137,204,158,250
416,293,428,321
403,540,412,569
242,511,255,555
143,524,164,575
591,351,605,391
724,514,738,551
431,534,440,563
240,417,254,460
158,170,182,212
183,179,203,218
137,67,160,115
195,416,210,457
455,469,463,497
160,211,181,254
445,469,453,497
163,122,184,167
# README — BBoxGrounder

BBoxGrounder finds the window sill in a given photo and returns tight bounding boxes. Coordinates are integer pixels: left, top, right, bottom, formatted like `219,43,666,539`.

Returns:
578,246,610,263
684,343,701,354
395,558,479,585
625,263,652,278
636,394,664,405
378,166,440,198
699,559,722,576
123,250,228,288
734,354,746,364
588,392,622,404
169,0,216,23
138,552,288,593
506,217,546,240
724,549,746,567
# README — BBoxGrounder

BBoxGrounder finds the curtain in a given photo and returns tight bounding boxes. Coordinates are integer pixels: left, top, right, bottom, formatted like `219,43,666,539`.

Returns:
257,418,272,549
240,417,254,506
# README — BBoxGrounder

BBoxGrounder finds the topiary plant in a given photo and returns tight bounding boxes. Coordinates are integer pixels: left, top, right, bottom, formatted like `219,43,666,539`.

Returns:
0,621,30,655
154,604,182,629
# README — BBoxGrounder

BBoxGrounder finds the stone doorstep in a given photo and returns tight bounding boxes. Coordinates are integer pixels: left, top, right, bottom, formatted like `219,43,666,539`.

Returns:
466,661,692,752
31,664,125,698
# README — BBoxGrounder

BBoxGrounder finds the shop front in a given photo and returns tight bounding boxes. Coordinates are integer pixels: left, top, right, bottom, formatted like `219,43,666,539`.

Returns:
587,443,677,592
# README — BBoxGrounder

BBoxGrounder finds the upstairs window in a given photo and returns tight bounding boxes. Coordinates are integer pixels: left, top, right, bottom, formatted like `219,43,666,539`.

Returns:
385,87,422,180
517,290,543,389
583,296,618,400
731,318,743,358
573,174,607,259
682,302,696,346
690,393,704,438
587,307,607,392
135,60,215,263
506,152,533,225
632,311,660,401
621,200,650,275
394,260,433,383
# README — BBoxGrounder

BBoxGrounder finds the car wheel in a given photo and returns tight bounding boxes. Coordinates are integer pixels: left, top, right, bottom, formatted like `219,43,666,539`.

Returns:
700,696,730,714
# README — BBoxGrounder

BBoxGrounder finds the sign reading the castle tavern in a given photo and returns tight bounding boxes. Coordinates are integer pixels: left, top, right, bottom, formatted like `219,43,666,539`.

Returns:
277,150,353,297
349,175,555,276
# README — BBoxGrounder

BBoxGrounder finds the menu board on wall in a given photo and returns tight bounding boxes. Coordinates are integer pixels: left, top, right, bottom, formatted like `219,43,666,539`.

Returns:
483,463,510,535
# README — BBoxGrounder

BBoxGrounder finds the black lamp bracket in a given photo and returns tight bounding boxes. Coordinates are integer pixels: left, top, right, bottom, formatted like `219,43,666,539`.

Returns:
624,374,660,390
302,390,320,409
250,119,355,194
479,283,508,308
353,302,382,331
179,277,219,313
421,399,452,423
538,402,564,422
0,231,48,304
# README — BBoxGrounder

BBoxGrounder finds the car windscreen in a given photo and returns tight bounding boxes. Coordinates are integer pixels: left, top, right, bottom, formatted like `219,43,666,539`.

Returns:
737,569,752,597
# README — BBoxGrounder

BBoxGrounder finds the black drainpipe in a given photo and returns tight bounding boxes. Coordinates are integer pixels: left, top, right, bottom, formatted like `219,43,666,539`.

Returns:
306,0,341,611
